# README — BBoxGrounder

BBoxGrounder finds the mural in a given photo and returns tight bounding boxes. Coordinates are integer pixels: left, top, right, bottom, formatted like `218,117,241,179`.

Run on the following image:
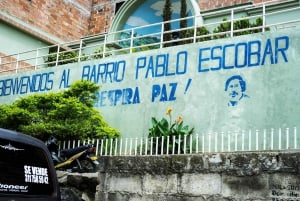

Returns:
0,27,299,139
120,0,193,48
225,75,249,107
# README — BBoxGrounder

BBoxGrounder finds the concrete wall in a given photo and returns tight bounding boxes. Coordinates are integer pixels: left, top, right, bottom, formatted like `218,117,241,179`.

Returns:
96,152,300,201
1,26,300,139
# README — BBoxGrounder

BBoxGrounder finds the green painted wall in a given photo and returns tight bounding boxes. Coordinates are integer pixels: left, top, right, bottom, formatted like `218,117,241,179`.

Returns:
0,27,299,141
0,22,49,66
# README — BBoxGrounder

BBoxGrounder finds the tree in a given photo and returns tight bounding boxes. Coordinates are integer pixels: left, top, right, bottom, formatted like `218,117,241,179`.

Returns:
0,80,120,141
179,0,188,45
162,0,172,47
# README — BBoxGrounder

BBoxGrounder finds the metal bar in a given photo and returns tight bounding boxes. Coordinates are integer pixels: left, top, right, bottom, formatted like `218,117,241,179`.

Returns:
145,138,148,156
230,9,234,38
130,28,134,54
286,128,289,149
114,139,118,156
294,127,297,149
161,136,164,155
55,44,60,66
195,134,199,153
271,128,274,150
255,129,259,151
110,139,113,156
78,39,83,62
279,128,282,150
119,138,123,156
129,138,132,156
262,3,266,33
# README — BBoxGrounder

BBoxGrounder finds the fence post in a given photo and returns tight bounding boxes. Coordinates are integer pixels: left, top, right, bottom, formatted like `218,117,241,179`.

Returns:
16,52,19,73
249,130,252,151
294,127,297,149
110,139,113,156
172,136,175,155
150,137,153,156
202,134,204,153
35,49,39,70
242,130,245,151
263,129,266,150
160,23,164,49
235,131,238,151
55,44,60,66
271,128,274,150
100,139,104,156
96,139,99,156
230,9,234,37
255,129,259,151
228,131,231,152
155,137,158,156
129,138,133,156
193,15,197,43
190,135,193,154
195,134,199,153
286,128,289,149
208,133,211,153
105,139,108,156
221,132,224,152
78,39,83,62
145,138,148,156
103,35,107,58
279,128,282,150
140,138,143,156
125,138,128,156
262,3,266,33
183,135,187,154
114,139,118,156
130,29,134,54
161,136,164,155
134,138,138,156
177,135,181,155
119,138,123,156
166,136,170,155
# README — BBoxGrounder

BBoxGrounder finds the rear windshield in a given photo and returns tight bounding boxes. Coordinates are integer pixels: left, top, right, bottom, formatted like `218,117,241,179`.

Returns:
0,138,55,196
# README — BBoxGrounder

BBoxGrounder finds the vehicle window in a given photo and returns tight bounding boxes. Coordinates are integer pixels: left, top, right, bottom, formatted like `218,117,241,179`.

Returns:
0,138,55,196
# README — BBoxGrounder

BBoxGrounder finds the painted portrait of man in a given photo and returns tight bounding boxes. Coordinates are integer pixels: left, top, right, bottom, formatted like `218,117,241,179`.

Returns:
225,75,249,107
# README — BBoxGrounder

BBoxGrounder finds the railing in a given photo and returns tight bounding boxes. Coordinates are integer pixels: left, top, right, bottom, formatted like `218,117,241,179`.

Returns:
1,0,299,74
58,127,298,156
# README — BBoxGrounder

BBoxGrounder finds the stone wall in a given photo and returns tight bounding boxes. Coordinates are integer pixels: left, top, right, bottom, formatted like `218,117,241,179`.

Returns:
95,152,300,201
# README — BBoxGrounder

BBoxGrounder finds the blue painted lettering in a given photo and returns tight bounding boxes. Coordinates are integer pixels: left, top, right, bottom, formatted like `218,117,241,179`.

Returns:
248,40,261,67
275,36,289,63
81,60,126,84
151,83,177,102
198,47,210,72
223,44,235,69
235,42,247,68
135,51,188,79
0,72,54,96
198,36,289,72
95,87,140,107
210,46,222,71
261,39,274,65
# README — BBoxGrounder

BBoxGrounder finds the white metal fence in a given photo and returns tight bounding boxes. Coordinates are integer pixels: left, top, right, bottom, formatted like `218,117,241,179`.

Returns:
1,0,300,74
58,127,298,156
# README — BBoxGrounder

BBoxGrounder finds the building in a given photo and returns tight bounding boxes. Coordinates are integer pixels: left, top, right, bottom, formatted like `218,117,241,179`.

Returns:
1,0,298,65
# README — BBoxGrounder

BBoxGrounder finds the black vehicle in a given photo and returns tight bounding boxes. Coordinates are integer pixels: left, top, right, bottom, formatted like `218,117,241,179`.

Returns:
0,128,61,201
46,137,99,173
